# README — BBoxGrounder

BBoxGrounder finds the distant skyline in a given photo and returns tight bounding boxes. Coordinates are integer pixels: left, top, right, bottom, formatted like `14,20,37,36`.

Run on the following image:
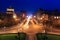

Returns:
0,0,60,12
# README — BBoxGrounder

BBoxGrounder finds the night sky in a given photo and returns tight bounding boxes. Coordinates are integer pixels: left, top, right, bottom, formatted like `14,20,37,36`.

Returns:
0,0,60,13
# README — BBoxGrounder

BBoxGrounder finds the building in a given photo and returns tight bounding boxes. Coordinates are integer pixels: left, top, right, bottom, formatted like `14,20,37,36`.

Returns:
6,6,14,14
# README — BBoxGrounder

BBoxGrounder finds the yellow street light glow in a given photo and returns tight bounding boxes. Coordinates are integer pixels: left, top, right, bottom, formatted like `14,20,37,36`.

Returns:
13,15,16,19
54,16,56,19
34,16,36,18
57,16,59,19
40,18,43,20
13,14,18,21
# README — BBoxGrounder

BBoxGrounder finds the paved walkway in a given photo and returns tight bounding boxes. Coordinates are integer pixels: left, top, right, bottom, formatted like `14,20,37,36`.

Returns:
26,33,37,40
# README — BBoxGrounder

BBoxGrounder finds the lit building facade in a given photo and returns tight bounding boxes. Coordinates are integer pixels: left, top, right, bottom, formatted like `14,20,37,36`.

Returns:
6,6,14,14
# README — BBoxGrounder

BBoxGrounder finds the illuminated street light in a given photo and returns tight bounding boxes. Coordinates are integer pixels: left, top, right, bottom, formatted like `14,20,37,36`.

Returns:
13,15,17,19
54,16,59,19
40,18,43,20
34,16,36,18
57,16,59,19
27,15,32,18
13,14,19,22
54,16,56,19
26,16,28,17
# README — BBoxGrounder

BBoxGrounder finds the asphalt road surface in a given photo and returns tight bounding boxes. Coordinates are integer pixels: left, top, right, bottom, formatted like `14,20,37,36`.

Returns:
0,16,60,40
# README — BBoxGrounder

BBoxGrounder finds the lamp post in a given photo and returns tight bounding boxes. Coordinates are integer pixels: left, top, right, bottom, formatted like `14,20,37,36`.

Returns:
42,20,48,40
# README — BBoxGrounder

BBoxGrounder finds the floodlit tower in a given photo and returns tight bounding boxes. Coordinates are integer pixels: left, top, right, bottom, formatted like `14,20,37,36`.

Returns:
6,6,14,14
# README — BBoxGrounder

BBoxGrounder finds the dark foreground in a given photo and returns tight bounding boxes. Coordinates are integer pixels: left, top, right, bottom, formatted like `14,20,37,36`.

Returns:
0,33,60,40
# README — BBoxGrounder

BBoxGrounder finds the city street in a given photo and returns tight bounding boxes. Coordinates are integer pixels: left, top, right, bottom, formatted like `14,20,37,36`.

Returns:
0,16,44,40
0,0,60,40
0,16,60,40
0,16,44,33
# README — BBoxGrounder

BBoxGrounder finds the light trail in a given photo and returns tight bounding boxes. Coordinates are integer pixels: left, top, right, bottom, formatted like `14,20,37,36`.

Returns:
18,18,27,32
33,18,38,24
20,18,27,27
23,16,32,30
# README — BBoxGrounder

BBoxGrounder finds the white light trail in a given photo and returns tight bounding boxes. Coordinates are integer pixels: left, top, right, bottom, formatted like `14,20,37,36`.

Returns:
23,16,32,30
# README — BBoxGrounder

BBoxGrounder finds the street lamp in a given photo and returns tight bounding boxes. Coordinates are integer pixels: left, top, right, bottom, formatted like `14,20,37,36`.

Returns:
13,14,17,19
13,14,19,21
34,16,36,18
54,16,56,19
42,20,48,40
26,16,28,17
40,18,43,20
57,16,59,19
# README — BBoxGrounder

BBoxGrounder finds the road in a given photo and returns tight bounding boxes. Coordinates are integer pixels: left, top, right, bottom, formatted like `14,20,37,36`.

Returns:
5,17,43,33
0,16,60,40
0,16,44,40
